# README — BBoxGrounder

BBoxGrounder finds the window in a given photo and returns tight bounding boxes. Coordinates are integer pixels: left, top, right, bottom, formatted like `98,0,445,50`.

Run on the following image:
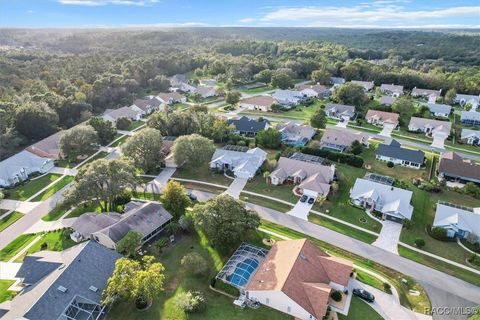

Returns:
265,298,269,304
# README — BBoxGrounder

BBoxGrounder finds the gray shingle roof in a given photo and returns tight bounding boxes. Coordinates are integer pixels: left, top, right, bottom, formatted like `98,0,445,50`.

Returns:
421,103,452,115
22,241,121,320
15,256,63,285
228,116,269,133
375,140,425,164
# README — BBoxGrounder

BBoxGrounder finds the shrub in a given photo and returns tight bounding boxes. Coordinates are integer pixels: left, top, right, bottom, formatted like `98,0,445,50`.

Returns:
383,282,392,294
116,116,132,130
154,238,168,253
181,252,208,276
414,238,425,248
174,291,206,313
302,147,364,168
237,140,246,146
178,215,193,233
402,219,412,230
430,227,448,240
387,161,394,168
330,290,342,302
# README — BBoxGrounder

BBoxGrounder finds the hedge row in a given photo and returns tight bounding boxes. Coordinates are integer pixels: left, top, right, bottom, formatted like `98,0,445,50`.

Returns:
302,147,364,168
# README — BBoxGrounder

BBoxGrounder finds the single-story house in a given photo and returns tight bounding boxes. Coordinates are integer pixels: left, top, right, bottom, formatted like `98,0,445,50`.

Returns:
239,95,274,112
276,122,316,147
379,96,396,106
26,130,64,160
227,116,269,137
351,80,374,91
460,111,480,127
156,92,187,105
70,201,173,249
170,82,197,93
380,84,403,97
421,103,452,118
0,241,120,320
408,117,452,139
460,129,480,146
162,136,177,168
0,150,54,188
269,156,335,198
169,74,187,86
324,103,356,121
102,106,142,125
438,152,480,184
296,83,328,98
320,128,366,153
350,178,414,222
130,96,163,116
454,94,479,110
245,239,353,320
375,140,425,169
365,110,399,127
433,202,480,241
199,79,216,87
210,147,267,179
330,77,346,86
196,85,218,98
411,87,442,102
272,89,306,106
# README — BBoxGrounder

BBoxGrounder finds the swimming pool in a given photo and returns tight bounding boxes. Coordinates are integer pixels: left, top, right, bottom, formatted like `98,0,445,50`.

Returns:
227,258,260,287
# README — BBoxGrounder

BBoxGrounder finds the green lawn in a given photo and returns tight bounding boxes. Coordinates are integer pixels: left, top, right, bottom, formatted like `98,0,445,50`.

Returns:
315,164,382,233
127,121,145,131
172,165,232,186
260,220,431,314
14,229,76,262
338,297,384,320
107,233,292,320
110,135,129,147
5,174,61,200
0,211,24,232
64,203,103,218
169,103,190,111
239,85,273,94
244,176,299,204
0,280,16,303
0,234,38,262
309,214,377,244
355,269,389,293
31,175,74,201
41,205,68,221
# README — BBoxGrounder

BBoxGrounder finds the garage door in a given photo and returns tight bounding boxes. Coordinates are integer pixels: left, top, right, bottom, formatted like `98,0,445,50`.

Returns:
385,215,403,223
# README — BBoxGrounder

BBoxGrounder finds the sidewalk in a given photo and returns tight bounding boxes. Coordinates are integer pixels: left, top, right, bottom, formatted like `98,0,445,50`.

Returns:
24,217,77,234
0,200,41,214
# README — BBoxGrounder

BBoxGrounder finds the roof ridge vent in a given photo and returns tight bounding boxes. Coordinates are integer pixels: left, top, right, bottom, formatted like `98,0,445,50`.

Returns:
57,285,68,293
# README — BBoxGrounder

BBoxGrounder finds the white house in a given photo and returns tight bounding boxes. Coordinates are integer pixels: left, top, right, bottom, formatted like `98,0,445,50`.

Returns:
324,104,356,121
408,117,452,142
375,140,425,169
0,150,54,187
245,239,353,320
380,84,403,97
461,129,480,145
210,147,267,179
102,106,142,125
433,202,480,241
70,202,172,249
351,80,375,91
196,85,218,98
454,94,479,110
350,178,414,222
296,84,328,98
156,92,187,105
272,89,305,106
131,96,163,116
411,87,442,103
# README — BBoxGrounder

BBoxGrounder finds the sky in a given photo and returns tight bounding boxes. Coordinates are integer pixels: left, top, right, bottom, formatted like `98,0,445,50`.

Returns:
0,0,479,29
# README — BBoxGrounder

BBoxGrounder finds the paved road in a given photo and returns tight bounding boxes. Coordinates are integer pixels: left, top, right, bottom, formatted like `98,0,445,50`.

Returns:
0,185,69,250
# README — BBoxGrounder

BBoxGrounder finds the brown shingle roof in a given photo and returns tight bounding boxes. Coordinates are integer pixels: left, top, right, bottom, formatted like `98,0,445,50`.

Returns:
320,128,364,147
366,110,400,124
240,95,274,107
247,239,352,319
297,84,327,94
438,152,480,181
26,131,65,160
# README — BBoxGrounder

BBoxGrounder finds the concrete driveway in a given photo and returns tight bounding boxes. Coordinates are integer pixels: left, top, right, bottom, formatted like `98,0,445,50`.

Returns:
287,196,315,221
143,167,177,194
379,123,396,137
430,135,446,150
372,220,402,255
352,279,431,320
223,177,248,199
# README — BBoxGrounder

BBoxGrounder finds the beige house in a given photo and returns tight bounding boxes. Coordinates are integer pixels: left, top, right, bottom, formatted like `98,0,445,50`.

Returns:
408,117,451,138
351,80,375,91
239,95,274,112
296,83,328,98
320,128,366,153
411,87,441,103
365,110,399,127
269,155,335,198
245,239,353,320
102,106,142,124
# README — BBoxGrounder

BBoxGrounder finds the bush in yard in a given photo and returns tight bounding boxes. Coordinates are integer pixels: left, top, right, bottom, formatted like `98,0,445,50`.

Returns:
160,181,191,219
402,219,412,230
430,226,448,240
181,252,208,276
116,116,132,130
255,128,282,149
178,215,193,233
383,282,392,294
174,291,206,313
387,161,394,168
414,238,425,248
116,230,143,257
154,238,168,254
349,140,363,155
302,147,364,168
330,290,342,302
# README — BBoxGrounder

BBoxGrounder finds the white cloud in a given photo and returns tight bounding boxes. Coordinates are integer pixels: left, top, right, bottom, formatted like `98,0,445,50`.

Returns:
260,5,480,27
123,22,211,28
239,18,256,23
27,10,36,14
57,0,158,6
